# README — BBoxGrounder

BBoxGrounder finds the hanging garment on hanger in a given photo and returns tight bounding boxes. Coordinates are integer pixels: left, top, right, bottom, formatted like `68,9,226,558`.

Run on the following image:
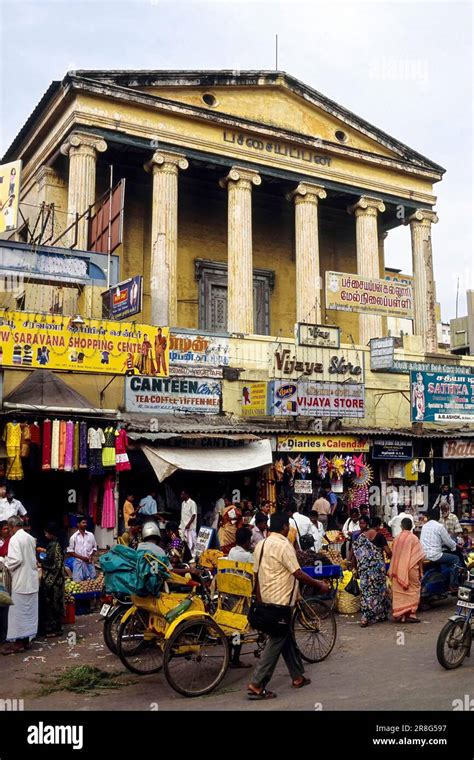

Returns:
2,421,23,480
42,419,52,470
58,420,67,470
79,421,88,469
29,421,41,471
88,427,105,476
101,474,116,529
73,422,80,471
102,426,116,468
88,480,100,523
51,419,60,470
64,420,74,472
419,459,426,474
20,422,31,458
115,427,131,472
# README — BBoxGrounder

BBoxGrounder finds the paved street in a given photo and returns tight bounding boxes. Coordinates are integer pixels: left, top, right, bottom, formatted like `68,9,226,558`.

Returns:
2,596,472,712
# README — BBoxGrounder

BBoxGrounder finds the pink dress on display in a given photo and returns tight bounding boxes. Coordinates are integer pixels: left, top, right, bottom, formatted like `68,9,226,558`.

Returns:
101,475,116,528
64,420,74,472
115,428,131,472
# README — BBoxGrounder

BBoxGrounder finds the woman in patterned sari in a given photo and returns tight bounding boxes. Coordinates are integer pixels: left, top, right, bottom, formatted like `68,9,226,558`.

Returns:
351,520,390,628
37,523,64,637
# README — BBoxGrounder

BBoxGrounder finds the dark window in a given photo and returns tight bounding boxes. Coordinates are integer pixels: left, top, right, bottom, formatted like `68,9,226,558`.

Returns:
195,260,274,335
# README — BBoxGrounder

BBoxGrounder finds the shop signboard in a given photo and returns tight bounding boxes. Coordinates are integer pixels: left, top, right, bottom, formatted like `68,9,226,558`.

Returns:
241,382,269,416
443,440,474,459
370,338,471,375
169,332,230,379
125,376,222,414
270,380,365,418
195,526,215,555
294,480,313,494
410,371,474,423
297,323,340,349
277,435,370,452
372,439,413,460
0,161,22,234
102,275,143,320
0,310,169,376
272,344,364,383
325,271,414,319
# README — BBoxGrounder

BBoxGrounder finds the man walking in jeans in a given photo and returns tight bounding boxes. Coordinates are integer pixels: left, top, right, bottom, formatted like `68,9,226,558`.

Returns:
247,512,329,700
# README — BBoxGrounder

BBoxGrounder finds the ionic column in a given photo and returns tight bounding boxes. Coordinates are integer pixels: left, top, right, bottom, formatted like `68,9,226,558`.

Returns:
406,209,439,352
348,195,386,344
220,167,261,334
287,182,327,324
144,150,188,326
60,132,107,250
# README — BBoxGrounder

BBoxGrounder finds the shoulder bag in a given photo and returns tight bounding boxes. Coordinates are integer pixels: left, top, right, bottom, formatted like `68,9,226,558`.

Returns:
248,539,297,637
293,515,315,552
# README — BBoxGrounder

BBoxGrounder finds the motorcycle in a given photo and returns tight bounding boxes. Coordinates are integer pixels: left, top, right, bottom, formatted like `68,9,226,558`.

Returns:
436,570,474,669
420,551,465,609
100,593,133,655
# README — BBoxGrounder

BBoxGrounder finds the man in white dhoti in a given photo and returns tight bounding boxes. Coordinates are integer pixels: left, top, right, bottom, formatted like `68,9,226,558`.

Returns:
179,489,197,559
1,516,39,655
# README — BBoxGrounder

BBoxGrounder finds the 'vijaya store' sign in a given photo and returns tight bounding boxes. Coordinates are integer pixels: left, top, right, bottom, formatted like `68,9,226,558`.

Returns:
273,346,364,382
223,131,331,166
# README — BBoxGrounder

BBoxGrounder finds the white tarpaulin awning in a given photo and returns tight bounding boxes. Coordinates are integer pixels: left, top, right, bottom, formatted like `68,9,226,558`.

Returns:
140,439,273,482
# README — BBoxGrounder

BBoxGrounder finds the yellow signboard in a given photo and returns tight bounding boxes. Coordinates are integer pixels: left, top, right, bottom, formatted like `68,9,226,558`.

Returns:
277,434,370,452
326,271,414,319
0,310,169,376
241,382,268,416
0,161,22,234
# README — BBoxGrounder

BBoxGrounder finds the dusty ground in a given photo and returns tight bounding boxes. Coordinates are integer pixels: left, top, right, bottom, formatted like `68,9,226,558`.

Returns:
1,595,472,713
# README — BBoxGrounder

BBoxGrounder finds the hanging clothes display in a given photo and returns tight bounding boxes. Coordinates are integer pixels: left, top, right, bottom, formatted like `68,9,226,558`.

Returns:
79,421,88,469
88,427,105,476
20,422,31,459
51,419,60,470
2,421,23,480
73,422,80,471
115,427,131,472
102,426,116,468
88,480,100,523
42,419,52,471
101,474,116,528
58,420,67,470
29,422,42,471
64,420,74,472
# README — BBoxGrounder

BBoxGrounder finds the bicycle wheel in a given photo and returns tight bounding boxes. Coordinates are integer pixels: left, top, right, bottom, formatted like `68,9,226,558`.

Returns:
292,598,337,663
436,619,471,670
163,617,230,697
103,604,128,656
117,609,163,675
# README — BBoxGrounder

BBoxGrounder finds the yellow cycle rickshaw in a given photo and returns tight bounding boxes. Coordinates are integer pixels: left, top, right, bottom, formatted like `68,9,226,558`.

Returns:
116,555,337,698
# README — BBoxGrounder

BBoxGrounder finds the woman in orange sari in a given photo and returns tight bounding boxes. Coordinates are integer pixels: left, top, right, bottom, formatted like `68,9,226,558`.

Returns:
217,503,243,555
388,517,425,623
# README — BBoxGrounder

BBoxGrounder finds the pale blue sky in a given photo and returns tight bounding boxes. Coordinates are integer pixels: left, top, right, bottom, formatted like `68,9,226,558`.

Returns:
0,0,472,320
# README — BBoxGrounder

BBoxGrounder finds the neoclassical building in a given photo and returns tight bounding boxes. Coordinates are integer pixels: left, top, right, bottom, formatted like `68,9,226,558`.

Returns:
3,70,444,350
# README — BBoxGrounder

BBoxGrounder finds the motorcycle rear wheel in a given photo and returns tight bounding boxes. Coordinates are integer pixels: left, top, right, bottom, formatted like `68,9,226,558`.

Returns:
436,619,471,670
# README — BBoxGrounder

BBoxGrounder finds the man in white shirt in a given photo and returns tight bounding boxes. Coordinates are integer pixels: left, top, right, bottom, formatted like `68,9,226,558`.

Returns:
0,489,27,522
286,503,315,550
67,518,97,581
180,489,197,557
1,516,38,654
433,485,455,514
227,527,254,563
420,509,461,591
309,511,325,553
385,483,399,523
211,495,229,531
389,506,414,539
250,500,271,527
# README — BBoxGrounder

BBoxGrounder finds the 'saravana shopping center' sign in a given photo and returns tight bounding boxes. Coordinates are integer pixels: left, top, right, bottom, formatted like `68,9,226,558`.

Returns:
411,371,474,423
125,376,222,414
326,272,414,319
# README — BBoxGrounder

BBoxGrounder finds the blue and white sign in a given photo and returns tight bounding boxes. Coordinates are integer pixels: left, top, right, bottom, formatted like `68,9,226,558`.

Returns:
104,275,142,319
125,376,222,414
411,371,474,423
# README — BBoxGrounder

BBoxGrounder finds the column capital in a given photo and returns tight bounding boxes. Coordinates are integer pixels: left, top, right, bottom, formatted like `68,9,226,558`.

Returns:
219,166,261,190
347,195,385,217
406,208,439,226
286,182,327,204
60,131,107,157
144,150,189,175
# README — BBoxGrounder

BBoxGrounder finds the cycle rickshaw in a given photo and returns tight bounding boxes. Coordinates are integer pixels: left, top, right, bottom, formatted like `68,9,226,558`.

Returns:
116,554,338,697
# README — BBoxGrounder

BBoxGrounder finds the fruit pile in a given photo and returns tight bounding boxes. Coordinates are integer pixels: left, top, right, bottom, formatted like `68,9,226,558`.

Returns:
325,530,345,543
65,574,104,596
325,546,344,565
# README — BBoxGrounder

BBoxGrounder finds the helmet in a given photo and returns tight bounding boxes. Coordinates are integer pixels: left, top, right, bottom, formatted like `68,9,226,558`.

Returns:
141,521,161,540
